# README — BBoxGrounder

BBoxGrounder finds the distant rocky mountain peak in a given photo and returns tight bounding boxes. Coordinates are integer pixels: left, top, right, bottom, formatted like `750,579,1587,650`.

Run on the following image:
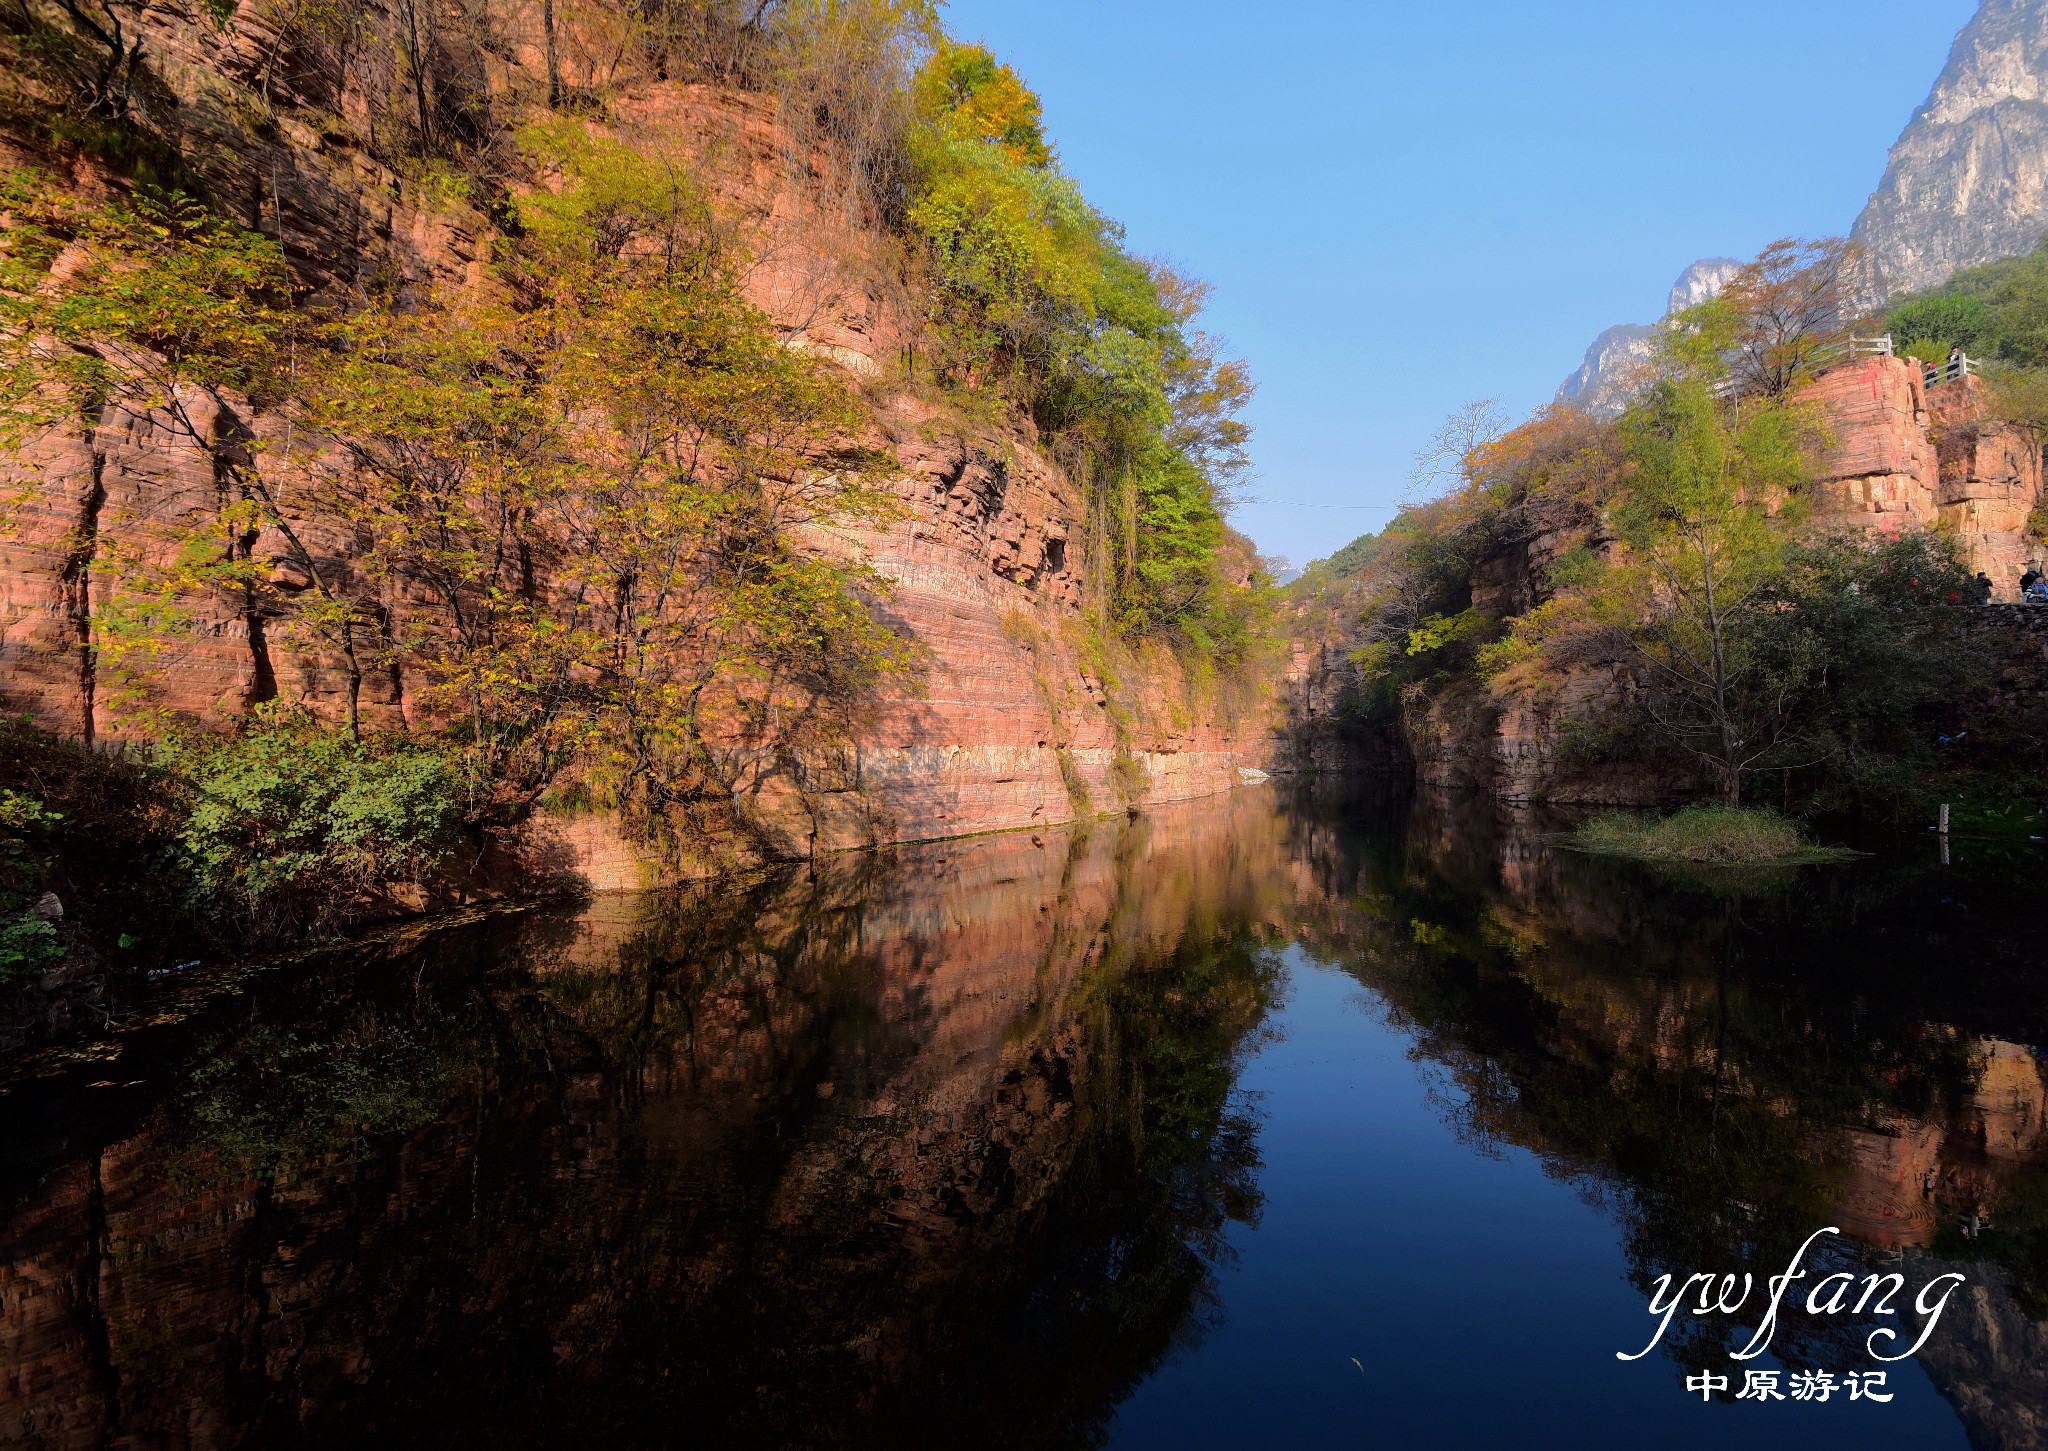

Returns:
1853,0,2048,302
1667,258,1743,315
1554,258,1743,419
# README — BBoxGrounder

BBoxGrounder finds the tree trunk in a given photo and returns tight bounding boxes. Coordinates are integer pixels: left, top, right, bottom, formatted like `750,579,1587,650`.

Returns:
543,0,562,107
341,618,363,742
399,0,433,147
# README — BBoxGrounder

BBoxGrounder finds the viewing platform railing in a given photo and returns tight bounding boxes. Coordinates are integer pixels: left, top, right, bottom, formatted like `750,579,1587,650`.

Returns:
1710,335,1896,399
1682,336,1981,399
1812,333,1896,368
1923,353,1976,387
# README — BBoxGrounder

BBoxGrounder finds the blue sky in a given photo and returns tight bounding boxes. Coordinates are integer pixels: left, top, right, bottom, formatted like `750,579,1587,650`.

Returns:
939,0,1980,569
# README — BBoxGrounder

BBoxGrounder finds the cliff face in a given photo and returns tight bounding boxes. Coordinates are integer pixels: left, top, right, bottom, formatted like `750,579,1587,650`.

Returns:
1287,354,2048,803
0,792,1291,1446
1853,0,2048,300
1800,355,2048,593
0,13,1277,885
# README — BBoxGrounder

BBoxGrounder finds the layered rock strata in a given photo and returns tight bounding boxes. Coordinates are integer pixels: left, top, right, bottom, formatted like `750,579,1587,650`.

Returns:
1803,356,2048,594
0,42,1276,887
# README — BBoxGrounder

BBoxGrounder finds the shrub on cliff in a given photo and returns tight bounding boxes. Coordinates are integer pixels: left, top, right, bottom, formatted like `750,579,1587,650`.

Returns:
0,715,208,965
162,705,463,935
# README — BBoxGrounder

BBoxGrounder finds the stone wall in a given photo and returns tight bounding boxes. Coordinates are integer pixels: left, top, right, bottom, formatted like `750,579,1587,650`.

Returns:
1961,603,2048,717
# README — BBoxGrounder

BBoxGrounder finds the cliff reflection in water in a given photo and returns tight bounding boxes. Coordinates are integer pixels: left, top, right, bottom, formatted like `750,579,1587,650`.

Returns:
2,787,2048,1447
1302,790,2048,1449
1,796,1294,1449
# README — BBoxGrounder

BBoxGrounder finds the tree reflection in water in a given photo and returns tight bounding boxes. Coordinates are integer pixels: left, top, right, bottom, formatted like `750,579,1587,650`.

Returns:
0,800,1289,1449
1291,787,2048,1445
1,785,2046,1448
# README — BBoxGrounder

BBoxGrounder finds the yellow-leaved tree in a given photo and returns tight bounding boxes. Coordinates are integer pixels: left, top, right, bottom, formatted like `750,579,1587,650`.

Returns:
294,123,921,830
0,126,921,846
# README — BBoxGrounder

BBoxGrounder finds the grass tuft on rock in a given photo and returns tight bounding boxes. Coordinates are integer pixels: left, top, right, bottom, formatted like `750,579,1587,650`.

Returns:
1571,806,1855,865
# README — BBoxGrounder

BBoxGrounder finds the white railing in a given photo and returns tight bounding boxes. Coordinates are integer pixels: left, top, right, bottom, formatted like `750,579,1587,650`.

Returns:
1923,354,1976,387
1710,335,1895,398
1808,333,1896,368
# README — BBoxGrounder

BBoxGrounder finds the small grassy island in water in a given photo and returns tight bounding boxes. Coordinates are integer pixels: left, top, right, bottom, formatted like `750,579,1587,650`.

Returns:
1571,806,1857,865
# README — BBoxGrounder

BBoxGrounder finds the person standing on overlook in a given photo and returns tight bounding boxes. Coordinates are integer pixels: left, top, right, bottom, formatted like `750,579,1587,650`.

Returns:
1972,571,1994,605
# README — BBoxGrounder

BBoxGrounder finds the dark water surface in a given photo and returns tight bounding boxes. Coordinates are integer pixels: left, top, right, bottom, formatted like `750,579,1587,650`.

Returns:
3,786,2047,1449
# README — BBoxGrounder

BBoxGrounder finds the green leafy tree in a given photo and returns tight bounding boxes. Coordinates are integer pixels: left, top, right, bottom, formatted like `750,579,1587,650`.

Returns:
1597,381,1816,805
1488,383,1980,809
1749,529,1983,812
1664,237,1861,399
0,787,66,982
913,41,1051,165
1882,242,2048,437
1888,293,1993,360
162,702,462,934
301,126,920,827
903,54,1265,659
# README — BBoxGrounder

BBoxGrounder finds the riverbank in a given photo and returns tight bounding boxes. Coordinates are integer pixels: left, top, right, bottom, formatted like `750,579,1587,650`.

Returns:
0,705,1281,1059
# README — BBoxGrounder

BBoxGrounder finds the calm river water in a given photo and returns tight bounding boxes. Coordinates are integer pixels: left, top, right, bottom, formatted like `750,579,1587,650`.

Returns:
2,785,2046,1449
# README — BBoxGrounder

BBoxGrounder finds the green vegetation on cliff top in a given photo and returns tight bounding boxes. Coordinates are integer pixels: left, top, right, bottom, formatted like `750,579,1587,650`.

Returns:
1888,239,2048,532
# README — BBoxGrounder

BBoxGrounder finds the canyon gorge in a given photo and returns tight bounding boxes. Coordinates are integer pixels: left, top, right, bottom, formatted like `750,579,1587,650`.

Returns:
5,0,2048,916
3,4,2048,1445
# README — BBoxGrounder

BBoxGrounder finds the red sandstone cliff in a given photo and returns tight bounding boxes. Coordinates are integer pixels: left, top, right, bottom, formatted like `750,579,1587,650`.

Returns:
0,13,1279,887
1282,351,2048,802
1804,354,2046,593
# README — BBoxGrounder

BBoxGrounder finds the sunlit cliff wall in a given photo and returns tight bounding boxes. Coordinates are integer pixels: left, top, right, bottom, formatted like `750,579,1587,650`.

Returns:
1281,353,2048,801
0,4,1280,885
